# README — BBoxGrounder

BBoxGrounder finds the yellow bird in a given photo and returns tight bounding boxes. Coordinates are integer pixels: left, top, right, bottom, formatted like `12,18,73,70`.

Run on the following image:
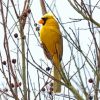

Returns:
38,12,63,93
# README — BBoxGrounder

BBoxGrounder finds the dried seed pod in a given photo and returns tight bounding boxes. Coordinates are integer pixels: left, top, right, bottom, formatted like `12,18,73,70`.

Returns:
46,67,51,71
14,33,18,38
41,87,45,92
27,9,31,13
88,78,93,83
10,83,14,88
19,82,22,86
34,23,37,27
2,61,6,65
36,27,40,31
12,59,16,64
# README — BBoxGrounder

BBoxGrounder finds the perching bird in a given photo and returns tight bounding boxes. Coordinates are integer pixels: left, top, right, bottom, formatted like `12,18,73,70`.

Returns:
38,12,63,93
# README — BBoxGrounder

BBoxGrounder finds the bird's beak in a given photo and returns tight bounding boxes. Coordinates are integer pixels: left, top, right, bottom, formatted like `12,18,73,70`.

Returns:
38,19,44,24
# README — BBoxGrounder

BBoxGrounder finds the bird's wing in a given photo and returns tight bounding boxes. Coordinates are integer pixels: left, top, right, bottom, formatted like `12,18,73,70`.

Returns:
41,42,53,60
55,33,63,61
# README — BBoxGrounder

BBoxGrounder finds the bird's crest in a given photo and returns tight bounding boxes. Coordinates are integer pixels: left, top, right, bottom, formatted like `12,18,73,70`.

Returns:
42,12,54,19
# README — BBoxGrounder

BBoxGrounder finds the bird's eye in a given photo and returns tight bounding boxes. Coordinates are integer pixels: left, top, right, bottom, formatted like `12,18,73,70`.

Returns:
41,18,47,25
42,18,47,21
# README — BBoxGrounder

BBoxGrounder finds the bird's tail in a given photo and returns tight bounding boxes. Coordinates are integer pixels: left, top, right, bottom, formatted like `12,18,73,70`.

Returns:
53,55,62,93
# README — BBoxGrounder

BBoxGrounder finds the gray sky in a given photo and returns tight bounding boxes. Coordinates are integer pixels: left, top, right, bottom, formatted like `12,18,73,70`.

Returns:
0,0,100,99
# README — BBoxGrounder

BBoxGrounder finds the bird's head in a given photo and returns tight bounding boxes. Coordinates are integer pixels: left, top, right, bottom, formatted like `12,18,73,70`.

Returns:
38,12,58,26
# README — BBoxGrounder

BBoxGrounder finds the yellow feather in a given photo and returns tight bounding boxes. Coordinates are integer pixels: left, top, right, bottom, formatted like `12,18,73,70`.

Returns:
39,12,63,93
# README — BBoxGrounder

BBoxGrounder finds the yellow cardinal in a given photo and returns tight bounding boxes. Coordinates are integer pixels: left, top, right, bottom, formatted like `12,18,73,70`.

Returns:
38,12,63,93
